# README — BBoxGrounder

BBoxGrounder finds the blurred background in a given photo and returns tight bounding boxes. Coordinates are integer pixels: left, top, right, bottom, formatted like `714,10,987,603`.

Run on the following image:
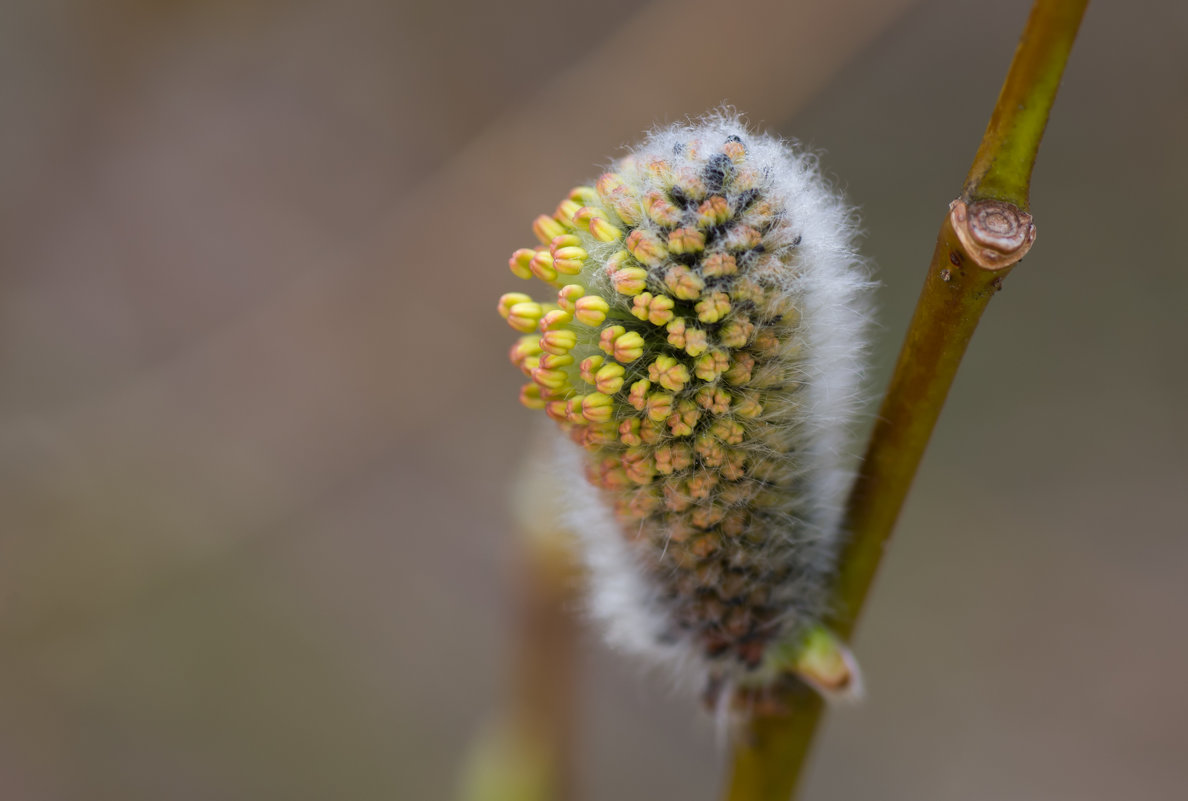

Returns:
1,0,1185,799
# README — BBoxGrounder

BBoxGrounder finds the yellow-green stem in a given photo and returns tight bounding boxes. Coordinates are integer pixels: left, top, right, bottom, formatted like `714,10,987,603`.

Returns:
964,0,1089,209
724,1,1087,799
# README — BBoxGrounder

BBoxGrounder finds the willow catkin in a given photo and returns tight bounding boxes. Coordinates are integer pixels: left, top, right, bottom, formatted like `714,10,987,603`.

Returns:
498,113,871,699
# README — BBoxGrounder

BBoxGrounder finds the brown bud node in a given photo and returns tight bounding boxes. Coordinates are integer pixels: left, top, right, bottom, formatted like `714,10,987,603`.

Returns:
949,198,1036,270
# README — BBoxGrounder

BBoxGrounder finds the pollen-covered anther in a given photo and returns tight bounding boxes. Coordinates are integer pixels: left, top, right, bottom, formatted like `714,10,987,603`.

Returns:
538,352,574,370
581,392,615,423
569,185,600,206
564,396,587,423
538,309,573,332
664,265,705,301
625,229,669,267
673,166,708,201
599,325,625,355
724,224,763,251
694,349,729,381
716,509,746,540
724,353,755,385
599,327,645,363
710,418,745,445
640,418,666,445
513,382,544,411
518,355,540,377
550,236,588,275
531,364,570,391
595,173,641,225
644,191,683,227
612,267,649,297
571,206,599,228
668,227,706,255
718,317,755,348
666,317,688,349
686,471,718,500
623,489,661,517
696,196,732,228
722,138,747,163
594,172,625,198
703,252,737,277
540,329,577,355
604,250,633,275
533,214,567,244
593,363,626,394
509,249,536,279
498,292,533,319
645,393,674,422
574,295,609,326
666,399,701,437
622,448,657,485
506,301,544,333
742,199,778,229
551,247,587,275
721,449,747,480
645,156,673,183
555,198,582,226
544,399,569,423
695,386,731,414
733,165,761,192
509,335,542,369
627,379,650,411
587,213,624,243
750,328,781,358
631,292,675,326
593,458,631,491
732,392,763,418
662,481,694,513
731,276,765,304
582,422,620,448
529,250,557,282
695,433,727,467
776,300,803,327
578,355,604,384
647,355,690,393
689,515,724,542
618,417,642,446
695,291,731,324
668,318,708,357
557,284,584,312
749,459,781,484
654,443,693,474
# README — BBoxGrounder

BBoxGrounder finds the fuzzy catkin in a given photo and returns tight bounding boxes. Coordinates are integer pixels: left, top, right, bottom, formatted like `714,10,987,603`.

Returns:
498,114,871,692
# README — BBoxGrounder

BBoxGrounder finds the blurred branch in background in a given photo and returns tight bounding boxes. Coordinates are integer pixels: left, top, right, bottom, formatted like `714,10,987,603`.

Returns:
726,1,1088,799
460,429,582,801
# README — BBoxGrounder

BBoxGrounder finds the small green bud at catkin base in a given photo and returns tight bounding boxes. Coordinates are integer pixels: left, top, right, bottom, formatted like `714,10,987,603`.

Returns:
498,112,872,704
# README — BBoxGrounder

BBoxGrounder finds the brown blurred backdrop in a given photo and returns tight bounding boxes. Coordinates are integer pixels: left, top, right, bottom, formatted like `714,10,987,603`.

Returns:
1,0,1185,799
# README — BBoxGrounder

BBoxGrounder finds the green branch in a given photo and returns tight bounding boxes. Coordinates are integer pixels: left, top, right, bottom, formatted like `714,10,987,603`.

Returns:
723,2,1088,799
964,0,1089,209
